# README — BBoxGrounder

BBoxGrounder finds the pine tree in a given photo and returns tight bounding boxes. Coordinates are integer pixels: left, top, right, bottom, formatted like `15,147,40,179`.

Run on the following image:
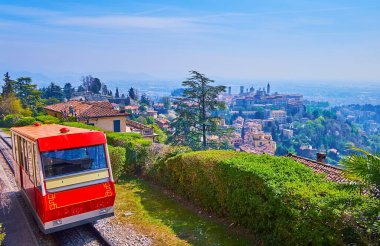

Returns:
115,88,120,98
1,72,15,96
171,71,226,149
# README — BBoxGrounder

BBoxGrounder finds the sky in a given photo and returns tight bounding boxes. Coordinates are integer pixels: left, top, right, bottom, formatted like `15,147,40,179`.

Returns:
0,0,380,84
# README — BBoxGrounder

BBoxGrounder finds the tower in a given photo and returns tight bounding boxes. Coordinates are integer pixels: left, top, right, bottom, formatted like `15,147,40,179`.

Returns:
240,86,244,95
267,83,270,95
228,86,232,95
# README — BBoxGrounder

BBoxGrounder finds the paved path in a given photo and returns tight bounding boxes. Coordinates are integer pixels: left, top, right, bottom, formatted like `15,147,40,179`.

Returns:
0,130,38,246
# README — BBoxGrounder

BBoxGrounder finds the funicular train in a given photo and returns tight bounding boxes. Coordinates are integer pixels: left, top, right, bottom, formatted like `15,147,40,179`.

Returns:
10,124,115,233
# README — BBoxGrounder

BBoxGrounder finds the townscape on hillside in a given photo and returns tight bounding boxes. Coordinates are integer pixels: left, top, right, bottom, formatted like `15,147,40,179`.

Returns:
1,73,379,165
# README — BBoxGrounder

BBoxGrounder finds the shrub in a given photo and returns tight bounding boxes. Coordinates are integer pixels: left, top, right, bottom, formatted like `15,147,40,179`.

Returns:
108,145,126,183
152,150,380,245
0,224,4,244
36,115,60,124
2,114,23,127
106,132,152,173
14,117,36,126
61,122,105,131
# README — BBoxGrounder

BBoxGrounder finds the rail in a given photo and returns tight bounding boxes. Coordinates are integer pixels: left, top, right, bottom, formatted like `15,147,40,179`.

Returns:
0,132,14,173
53,223,112,246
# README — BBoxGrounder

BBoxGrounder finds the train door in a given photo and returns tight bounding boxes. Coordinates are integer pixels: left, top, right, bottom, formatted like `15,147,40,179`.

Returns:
11,133,23,188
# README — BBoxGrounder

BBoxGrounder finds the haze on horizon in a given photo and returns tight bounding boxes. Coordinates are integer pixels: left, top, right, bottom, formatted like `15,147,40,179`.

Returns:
0,0,380,84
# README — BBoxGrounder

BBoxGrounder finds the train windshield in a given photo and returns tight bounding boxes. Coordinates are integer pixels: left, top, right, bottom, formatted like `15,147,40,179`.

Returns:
41,144,107,178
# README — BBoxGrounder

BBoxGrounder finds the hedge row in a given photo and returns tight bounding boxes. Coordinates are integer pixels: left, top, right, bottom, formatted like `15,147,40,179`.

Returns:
108,145,126,182
106,132,152,173
61,121,105,132
151,150,380,245
0,114,61,127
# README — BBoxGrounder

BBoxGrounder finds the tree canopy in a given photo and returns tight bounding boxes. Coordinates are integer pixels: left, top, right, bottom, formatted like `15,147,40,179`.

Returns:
170,71,226,150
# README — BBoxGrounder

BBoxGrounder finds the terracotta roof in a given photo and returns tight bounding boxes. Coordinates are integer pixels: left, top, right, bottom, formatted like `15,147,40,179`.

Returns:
286,153,349,183
125,119,149,130
44,100,129,118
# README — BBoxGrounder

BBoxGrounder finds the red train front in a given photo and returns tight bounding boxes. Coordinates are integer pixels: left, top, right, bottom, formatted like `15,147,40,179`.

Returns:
10,124,115,233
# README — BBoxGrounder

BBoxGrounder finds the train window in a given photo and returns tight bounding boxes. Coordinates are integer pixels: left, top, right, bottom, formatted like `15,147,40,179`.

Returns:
41,144,107,178
27,142,34,182
22,140,28,170
33,145,42,189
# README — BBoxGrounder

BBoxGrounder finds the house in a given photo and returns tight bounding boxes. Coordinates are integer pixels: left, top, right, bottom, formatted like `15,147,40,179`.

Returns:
286,153,348,183
282,129,293,139
44,100,129,132
125,105,140,114
156,118,170,130
125,119,158,141
146,110,158,119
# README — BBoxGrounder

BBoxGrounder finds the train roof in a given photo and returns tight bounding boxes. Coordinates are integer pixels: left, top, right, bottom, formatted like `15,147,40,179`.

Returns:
11,124,99,142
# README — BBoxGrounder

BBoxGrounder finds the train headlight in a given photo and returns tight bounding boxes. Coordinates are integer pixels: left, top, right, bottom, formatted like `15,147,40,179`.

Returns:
53,219,62,226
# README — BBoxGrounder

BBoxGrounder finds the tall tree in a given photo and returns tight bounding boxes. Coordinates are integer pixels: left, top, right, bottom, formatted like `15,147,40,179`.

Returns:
41,82,64,102
81,75,93,92
89,78,101,94
63,83,74,99
1,72,15,96
171,71,226,149
129,87,137,100
115,87,120,98
101,84,108,95
15,77,41,113
77,85,85,92
140,93,150,106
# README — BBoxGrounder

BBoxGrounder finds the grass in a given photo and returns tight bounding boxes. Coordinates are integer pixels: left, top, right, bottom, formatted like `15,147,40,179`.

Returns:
0,128,10,134
114,177,254,246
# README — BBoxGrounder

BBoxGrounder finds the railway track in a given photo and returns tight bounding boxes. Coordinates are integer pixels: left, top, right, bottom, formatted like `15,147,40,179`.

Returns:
0,132,14,173
0,130,112,246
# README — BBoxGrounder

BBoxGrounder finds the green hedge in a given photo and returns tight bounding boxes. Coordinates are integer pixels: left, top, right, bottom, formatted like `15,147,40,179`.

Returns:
0,224,4,244
36,115,60,124
106,132,152,173
2,114,23,127
14,117,36,126
61,122,105,132
152,150,380,245
108,145,126,183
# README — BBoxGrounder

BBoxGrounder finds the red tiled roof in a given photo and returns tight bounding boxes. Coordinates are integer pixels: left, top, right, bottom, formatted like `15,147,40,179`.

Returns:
287,153,349,183
44,100,129,118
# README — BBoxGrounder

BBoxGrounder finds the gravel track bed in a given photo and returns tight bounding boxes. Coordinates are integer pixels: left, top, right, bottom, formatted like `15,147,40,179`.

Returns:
94,217,152,246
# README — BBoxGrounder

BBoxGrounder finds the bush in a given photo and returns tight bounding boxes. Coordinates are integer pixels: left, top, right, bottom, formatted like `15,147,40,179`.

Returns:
152,150,380,245
2,114,23,127
0,224,4,244
14,117,36,126
108,145,126,183
61,122,105,131
106,132,152,173
36,115,60,124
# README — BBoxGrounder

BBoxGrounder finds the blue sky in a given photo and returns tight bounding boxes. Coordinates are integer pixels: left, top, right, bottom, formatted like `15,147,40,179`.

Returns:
0,0,379,83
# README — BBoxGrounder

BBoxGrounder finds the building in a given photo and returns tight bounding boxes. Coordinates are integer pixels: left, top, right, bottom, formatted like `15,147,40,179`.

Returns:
44,100,129,132
287,153,348,183
125,119,158,141
282,129,293,139
125,105,140,114
156,118,170,130
146,110,158,119
271,110,287,123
